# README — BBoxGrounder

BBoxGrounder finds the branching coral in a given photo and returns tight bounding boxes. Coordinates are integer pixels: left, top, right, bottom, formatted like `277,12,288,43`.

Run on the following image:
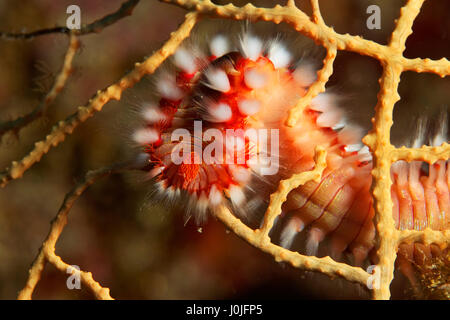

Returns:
0,0,448,300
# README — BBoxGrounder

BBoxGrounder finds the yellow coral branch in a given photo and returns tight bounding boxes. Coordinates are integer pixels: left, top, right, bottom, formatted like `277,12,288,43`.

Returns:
364,64,402,300
287,45,337,127
259,146,327,239
389,0,425,53
391,144,450,163
398,229,450,247
162,0,450,77
309,0,325,26
401,57,450,75
215,206,370,286
0,12,199,188
17,163,129,300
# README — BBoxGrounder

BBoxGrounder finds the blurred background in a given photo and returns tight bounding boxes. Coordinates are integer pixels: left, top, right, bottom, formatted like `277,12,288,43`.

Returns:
0,0,448,299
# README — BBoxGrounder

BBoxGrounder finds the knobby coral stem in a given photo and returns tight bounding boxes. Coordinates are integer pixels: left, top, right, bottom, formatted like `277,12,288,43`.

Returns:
259,147,327,239
215,207,370,286
364,0,427,300
398,229,450,245
160,0,450,77
17,162,133,300
0,12,199,188
0,33,79,138
391,144,450,163
0,0,141,40
366,63,402,300
389,0,425,54
309,0,325,26
287,45,337,127
216,147,370,287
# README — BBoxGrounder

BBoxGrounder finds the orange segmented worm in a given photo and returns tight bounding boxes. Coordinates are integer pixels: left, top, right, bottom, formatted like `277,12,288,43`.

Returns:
131,29,449,290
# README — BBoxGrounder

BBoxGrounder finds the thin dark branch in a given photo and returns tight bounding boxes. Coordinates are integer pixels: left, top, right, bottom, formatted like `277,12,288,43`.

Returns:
17,161,136,300
0,0,140,40
0,34,79,137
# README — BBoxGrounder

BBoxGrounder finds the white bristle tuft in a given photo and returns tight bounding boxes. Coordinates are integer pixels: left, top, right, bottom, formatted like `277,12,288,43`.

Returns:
310,93,336,112
240,33,263,61
166,186,176,202
155,179,168,193
316,110,342,127
148,166,164,179
190,195,207,224
293,63,317,87
280,217,304,249
204,68,231,92
230,166,251,183
197,192,209,215
133,128,159,145
207,102,232,123
210,35,229,58
174,48,197,74
358,146,371,161
306,228,324,256
174,188,181,199
344,143,363,153
268,42,291,69
337,125,364,145
209,185,222,206
244,68,267,89
412,118,427,148
142,106,166,123
431,113,448,146
238,99,261,116
432,134,447,147
229,185,245,206
332,120,346,131
391,160,408,182
157,76,183,100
